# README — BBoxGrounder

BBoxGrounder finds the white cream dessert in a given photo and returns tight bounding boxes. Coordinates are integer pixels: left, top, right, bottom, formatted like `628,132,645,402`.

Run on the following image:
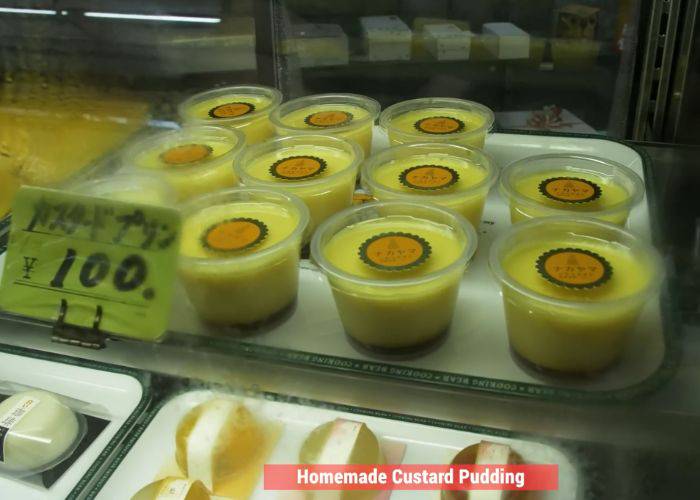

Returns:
175,399,264,495
300,418,385,500
130,477,211,500
0,390,81,473
443,441,528,500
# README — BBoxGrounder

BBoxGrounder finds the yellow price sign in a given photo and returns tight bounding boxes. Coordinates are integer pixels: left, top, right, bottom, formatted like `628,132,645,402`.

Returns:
0,187,181,341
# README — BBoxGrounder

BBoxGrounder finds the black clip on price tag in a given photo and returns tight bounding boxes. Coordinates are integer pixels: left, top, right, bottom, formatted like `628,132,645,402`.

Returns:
51,299,106,349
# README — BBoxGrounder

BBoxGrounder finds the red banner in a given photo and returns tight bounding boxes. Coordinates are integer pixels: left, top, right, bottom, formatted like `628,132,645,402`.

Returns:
264,464,558,491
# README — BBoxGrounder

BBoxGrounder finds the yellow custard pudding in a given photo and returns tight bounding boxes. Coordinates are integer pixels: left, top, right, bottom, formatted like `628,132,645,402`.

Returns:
178,85,282,144
179,188,309,326
71,172,175,207
489,217,663,374
237,134,363,235
499,154,644,226
122,126,244,201
270,93,380,156
312,201,477,355
379,97,495,148
362,142,497,228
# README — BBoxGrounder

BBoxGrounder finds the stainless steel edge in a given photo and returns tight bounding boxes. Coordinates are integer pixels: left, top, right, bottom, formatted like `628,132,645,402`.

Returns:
664,0,699,141
633,0,666,140
651,0,683,139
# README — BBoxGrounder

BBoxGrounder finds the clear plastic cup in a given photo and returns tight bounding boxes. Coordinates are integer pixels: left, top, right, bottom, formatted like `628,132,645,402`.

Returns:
0,389,86,477
498,154,645,226
361,142,497,228
269,93,380,156
178,85,282,144
379,97,495,148
121,126,245,201
179,188,309,326
489,216,664,374
311,201,477,355
236,134,363,236
70,172,176,207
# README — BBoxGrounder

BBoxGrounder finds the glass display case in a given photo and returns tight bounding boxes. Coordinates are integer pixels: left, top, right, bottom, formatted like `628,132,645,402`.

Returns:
0,1,699,499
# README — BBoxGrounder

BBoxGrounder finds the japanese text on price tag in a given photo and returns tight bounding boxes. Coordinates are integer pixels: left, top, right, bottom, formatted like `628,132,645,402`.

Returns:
0,187,181,340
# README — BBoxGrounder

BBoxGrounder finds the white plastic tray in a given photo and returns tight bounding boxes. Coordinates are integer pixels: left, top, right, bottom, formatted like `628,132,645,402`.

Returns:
95,389,579,499
168,131,671,400
0,346,147,499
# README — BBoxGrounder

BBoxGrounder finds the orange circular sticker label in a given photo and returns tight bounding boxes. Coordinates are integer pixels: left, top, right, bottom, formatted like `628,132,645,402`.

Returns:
352,192,375,204
536,248,612,289
399,165,459,190
538,177,601,203
414,116,465,135
202,218,268,252
359,232,431,271
269,155,327,180
304,110,353,128
208,102,255,119
160,143,212,165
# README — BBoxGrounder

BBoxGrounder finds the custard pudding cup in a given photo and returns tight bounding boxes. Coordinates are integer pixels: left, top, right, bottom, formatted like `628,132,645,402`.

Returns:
237,135,363,235
379,97,495,148
361,142,497,228
312,201,477,355
122,126,245,201
499,154,644,226
178,85,282,144
489,217,663,374
71,172,175,206
269,93,380,156
179,188,309,326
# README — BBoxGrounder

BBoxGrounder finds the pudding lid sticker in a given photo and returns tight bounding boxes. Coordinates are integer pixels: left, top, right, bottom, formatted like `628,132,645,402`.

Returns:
536,248,612,289
399,165,460,190
156,478,195,500
0,395,41,463
202,218,268,253
538,177,602,203
208,102,255,119
304,110,353,128
359,232,431,271
414,116,465,135
160,144,213,165
270,155,327,180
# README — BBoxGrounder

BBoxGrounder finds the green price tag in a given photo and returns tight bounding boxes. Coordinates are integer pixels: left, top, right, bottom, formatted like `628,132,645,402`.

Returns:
0,186,181,341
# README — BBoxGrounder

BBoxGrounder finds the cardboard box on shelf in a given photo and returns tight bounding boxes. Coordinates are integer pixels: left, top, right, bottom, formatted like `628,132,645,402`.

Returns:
282,23,349,68
360,15,413,62
412,17,471,60
424,23,473,61
555,4,600,39
482,22,531,60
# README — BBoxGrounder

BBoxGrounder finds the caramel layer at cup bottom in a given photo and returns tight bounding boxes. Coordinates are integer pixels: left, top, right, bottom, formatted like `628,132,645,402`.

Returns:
502,288,644,373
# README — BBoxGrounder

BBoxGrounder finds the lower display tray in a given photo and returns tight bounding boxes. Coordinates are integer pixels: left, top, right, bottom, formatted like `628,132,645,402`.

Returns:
91,388,579,499
0,131,681,402
166,131,680,402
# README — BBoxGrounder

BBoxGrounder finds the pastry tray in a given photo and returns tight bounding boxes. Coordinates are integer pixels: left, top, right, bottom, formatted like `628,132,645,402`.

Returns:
0,131,681,402
0,344,150,500
165,130,680,402
90,388,579,499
